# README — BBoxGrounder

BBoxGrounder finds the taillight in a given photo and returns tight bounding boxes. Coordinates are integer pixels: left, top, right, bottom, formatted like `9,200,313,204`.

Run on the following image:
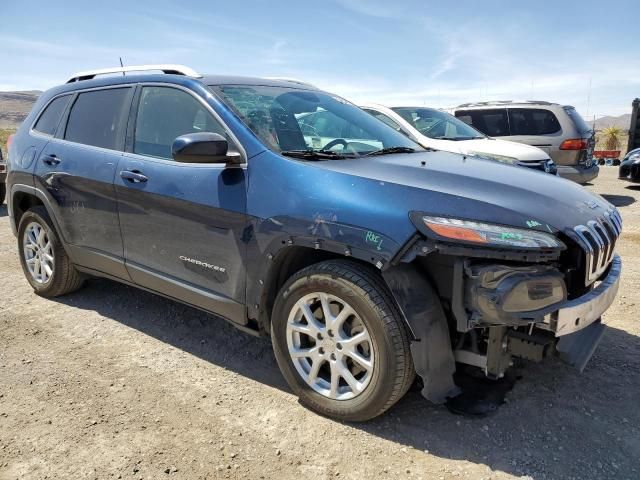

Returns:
560,138,587,150
7,134,14,152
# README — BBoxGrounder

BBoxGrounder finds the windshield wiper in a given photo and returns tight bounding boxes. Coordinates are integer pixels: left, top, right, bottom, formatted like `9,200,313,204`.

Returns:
280,149,355,160
364,146,417,157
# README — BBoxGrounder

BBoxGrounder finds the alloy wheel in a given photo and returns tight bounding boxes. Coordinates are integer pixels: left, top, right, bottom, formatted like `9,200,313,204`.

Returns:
23,222,54,284
286,292,374,400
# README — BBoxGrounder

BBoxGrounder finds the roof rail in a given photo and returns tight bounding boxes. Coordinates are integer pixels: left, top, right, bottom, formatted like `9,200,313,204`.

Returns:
264,77,317,88
525,100,556,105
456,100,558,108
66,64,202,83
456,100,514,108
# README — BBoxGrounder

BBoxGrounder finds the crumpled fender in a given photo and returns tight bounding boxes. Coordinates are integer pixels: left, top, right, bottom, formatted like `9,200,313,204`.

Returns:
382,262,460,403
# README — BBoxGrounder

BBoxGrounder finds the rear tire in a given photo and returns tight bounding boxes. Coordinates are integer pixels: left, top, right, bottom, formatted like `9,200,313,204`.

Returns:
271,260,414,421
0,183,5,205
17,206,84,297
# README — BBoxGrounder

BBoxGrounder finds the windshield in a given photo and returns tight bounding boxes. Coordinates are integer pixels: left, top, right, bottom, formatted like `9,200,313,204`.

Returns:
392,107,485,140
212,85,422,157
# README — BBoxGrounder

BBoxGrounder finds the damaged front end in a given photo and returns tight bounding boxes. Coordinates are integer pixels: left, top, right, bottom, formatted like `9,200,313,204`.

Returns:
384,209,622,405
455,254,620,379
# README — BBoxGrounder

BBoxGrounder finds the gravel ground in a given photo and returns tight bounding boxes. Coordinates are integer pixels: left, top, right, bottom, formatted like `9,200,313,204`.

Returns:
0,167,638,480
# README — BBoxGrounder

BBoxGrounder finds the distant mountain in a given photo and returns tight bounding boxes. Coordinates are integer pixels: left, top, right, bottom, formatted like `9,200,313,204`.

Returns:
0,88,635,135
0,90,41,130
594,113,631,131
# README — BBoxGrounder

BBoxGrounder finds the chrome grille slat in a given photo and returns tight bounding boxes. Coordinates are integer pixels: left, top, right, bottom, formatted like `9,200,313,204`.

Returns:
591,222,610,270
573,208,622,285
601,220,617,264
612,210,623,234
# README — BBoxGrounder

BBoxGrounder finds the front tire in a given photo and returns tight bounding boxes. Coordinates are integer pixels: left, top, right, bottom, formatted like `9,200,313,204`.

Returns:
271,260,414,421
17,206,84,297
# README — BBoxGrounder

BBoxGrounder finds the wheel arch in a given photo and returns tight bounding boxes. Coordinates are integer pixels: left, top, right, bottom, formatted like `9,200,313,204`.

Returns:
11,189,45,233
10,185,67,248
256,246,347,332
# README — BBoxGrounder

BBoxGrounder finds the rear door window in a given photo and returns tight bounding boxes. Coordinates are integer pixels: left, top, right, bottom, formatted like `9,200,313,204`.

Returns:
508,108,561,135
64,88,132,150
455,109,509,137
33,95,72,136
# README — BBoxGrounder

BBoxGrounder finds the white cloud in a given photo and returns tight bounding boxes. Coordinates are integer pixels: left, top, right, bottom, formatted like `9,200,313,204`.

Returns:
263,40,289,66
332,0,402,19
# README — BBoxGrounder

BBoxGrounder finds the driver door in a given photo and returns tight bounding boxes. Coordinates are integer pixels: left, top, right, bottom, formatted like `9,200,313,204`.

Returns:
115,85,248,324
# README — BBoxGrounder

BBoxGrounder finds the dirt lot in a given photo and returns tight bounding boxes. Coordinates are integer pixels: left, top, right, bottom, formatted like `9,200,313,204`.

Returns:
0,167,638,480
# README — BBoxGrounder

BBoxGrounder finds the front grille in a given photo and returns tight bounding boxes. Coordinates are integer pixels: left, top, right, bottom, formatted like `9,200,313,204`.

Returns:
516,159,557,174
573,209,622,285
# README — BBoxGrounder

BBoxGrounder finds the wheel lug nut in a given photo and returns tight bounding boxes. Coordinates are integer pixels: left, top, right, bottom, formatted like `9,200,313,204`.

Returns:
330,353,336,361
317,333,323,340
327,329,334,337
336,343,342,350
318,347,325,355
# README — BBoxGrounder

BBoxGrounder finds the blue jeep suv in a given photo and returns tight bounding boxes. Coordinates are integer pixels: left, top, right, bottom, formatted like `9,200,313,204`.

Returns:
7,65,623,420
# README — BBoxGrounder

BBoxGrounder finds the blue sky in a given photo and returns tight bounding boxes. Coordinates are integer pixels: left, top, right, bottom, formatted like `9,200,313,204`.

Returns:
2,0,638,117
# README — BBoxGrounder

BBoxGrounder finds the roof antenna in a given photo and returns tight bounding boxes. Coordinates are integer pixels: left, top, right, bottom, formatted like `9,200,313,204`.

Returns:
119,57,125,76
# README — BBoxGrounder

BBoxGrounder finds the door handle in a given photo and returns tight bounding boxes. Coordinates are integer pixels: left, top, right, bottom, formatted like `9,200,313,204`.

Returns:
42,154,61,166
120,170,148,183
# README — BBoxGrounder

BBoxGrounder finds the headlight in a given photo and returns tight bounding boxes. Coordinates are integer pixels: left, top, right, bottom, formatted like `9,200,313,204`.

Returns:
422,216,565,249
629,153,640,164
467,263,567,319
467,151,517,164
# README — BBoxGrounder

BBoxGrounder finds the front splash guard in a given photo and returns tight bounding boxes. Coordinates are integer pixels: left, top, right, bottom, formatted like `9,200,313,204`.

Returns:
382,263,460,403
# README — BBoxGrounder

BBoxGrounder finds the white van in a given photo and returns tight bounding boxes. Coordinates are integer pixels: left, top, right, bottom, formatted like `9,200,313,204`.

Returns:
361,103,557,174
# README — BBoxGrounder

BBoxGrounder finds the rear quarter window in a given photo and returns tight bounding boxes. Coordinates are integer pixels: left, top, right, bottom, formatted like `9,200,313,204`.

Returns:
564,107,592,135
64,88,132,150
33,95,72,136
508,108,561,135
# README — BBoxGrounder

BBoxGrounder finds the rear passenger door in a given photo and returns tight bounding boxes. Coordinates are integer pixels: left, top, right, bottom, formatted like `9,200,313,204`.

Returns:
506,108,562,156
115,85,248,324
34,86,134,279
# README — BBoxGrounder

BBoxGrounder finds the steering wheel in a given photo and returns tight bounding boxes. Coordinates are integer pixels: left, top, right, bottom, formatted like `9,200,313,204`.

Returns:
323,138,349,150
300,122,321,137
422,120,444,136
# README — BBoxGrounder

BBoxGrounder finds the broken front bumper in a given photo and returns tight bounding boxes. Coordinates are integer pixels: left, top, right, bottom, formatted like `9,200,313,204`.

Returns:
542,254,621,371
456,255,621,377
542,254,621,336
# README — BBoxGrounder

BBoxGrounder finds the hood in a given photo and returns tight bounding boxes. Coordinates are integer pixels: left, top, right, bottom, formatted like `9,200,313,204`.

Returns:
308,151,613,235
415,136,551,163
457,138,551,161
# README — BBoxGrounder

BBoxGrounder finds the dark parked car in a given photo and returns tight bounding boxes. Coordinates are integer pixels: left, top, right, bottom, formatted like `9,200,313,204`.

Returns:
0,147,6,204
619,147,640,182
7,65,622,421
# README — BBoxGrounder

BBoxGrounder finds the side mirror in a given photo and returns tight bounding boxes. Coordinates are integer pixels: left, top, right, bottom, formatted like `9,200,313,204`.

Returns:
172,132,241,164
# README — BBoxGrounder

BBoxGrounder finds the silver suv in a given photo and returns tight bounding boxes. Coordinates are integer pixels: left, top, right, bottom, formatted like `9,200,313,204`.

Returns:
454,101,598,184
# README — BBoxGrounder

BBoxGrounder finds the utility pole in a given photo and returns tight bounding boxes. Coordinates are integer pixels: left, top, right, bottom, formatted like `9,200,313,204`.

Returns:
586,77,592,118
530,80,534,100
